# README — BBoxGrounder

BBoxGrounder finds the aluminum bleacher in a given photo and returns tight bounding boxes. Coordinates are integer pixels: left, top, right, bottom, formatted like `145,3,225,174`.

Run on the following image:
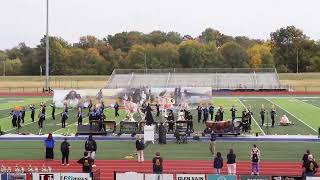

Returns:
106,68,289,91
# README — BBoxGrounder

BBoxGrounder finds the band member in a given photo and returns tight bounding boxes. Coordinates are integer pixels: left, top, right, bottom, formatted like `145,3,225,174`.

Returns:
203,106,209,123
270,107,276,127
40,102,46,121
247,106,253,125
89,108,95,126
30,104,35,122
197,105,202,123
260,105,266,126
145,104,154,125
209,105,214,121
167,110,175,132
88,99,93,113
11,110,17,128
51,103,56,120
230,105,237,121
78,107,83,125
114,102,119,117
100,101,105,114
158,123,167,144
61,110,68,128
38,107,45,129
242,109,250,133
218,106,224,121
156,104,160,117
215,111,221,122
20,107,25,123
186,111,193,133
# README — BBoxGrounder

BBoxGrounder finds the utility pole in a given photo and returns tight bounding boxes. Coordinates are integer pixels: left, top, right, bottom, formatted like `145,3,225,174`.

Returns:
45,0,50,89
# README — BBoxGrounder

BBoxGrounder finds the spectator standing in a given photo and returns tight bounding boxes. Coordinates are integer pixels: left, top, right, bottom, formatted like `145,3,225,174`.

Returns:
85,135,97,166
210,133,217,155
251,144,260,175
77,152,94,173
213,152,223,174
61,138,71,166
227,149,237,175
135,136,145,163
304,154,318,177
44,133,55,160
152,152,163,174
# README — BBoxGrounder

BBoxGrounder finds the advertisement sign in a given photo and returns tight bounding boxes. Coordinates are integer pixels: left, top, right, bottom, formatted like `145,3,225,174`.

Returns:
306,177,320,180
272,176,302,180
240,175,270,180
0,173,30,180
208,175,236,180
32,173,60,180
144,125,155,143
176,174,205,180
145,174,173,180
60,173,91,180
116,172,144,180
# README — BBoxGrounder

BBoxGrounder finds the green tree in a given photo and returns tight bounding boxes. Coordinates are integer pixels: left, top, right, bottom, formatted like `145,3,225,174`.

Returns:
4,58,22,75
219,42,250,68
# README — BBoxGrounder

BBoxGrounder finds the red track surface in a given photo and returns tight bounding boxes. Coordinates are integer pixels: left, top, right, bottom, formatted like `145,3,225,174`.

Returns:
0,160,303,179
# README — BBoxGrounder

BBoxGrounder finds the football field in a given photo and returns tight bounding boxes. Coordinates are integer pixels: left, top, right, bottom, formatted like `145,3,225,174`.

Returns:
0,96,319,135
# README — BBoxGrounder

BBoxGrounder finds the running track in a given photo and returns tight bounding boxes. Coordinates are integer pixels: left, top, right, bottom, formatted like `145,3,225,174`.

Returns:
0,160,303,179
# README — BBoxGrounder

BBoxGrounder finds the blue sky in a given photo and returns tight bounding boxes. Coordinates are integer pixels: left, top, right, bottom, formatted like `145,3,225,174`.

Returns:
0,0,319,49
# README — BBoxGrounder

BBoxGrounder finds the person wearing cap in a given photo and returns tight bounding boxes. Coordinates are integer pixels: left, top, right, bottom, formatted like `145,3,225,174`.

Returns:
77,151,94,173
152,152,163,174
135,136,145,163
304,154,318,177
61,138,71,166
85,135,97,166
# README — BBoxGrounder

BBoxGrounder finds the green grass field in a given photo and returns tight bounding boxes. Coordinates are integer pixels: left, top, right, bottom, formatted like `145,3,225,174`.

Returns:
0,141,318,161
1,96,320,135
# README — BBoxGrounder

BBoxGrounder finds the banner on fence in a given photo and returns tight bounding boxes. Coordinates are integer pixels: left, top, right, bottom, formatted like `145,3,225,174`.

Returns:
116,172,144,180
60,173,91,180
208,174,237,180
0,173,31,180
32,173,60,180
176,174,205,180
145,174,173,180
240,175,270,180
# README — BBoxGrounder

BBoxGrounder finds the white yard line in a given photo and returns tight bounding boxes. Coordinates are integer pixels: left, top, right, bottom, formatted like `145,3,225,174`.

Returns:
265,98,317,132
238,98,266,135
295,98,320,110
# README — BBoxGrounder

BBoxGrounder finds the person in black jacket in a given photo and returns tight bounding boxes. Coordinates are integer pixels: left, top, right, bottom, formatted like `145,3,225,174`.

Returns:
136,136,145,163
197,105,202,123
152,152,163,174
304,154,318,177
30,104,35,122
209,105,214,121
158,123,167,144
260,106,266,126
230,106,237,121
155,104,160,117
85,135,97,166
167,110,175,132
270,108,276,127
20,107,25,123
51,103,56,120
61,138,71,166
227,149,236,175
114,102,119,117
214,152,223,174
77,151,94,173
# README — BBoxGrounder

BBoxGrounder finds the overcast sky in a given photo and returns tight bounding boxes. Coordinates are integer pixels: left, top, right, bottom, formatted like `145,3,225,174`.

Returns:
0,0,319,50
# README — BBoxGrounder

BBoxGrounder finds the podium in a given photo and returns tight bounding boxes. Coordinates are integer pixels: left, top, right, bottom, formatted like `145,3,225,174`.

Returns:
144,125,155,144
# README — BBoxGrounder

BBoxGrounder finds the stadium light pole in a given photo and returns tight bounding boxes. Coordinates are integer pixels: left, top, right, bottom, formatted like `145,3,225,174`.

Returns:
296,48,299,74
45,0,50,90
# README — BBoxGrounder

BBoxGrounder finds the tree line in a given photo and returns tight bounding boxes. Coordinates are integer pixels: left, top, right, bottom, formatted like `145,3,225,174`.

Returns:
0,26,319,75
